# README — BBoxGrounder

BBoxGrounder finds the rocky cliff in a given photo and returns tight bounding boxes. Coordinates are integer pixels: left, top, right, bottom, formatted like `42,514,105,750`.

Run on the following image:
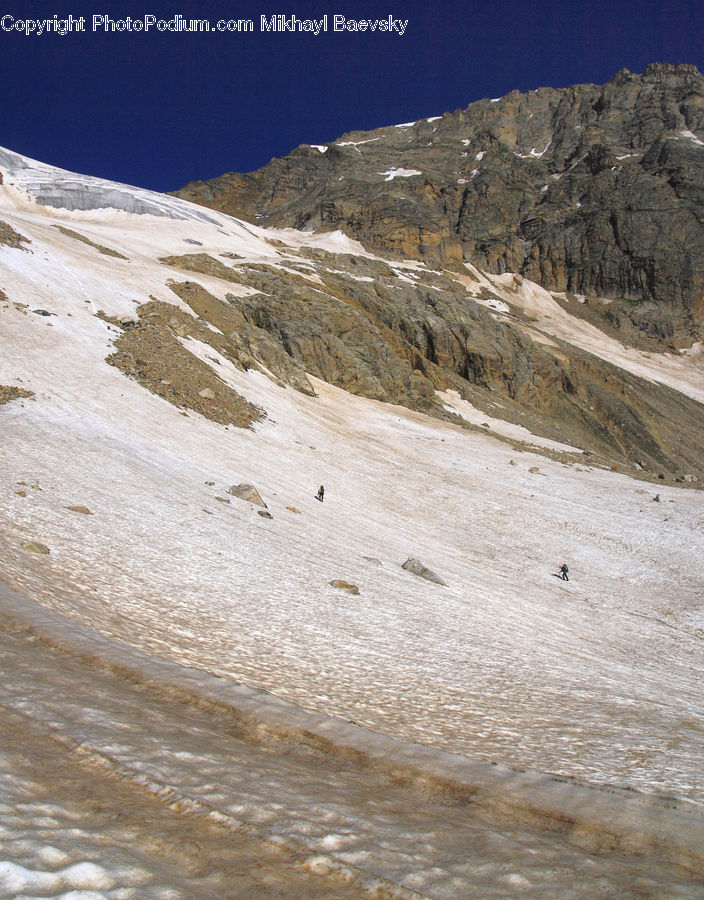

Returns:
176,64,704,347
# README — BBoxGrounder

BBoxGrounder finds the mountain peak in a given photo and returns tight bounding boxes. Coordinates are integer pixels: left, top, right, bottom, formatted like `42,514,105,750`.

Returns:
176,66,704,350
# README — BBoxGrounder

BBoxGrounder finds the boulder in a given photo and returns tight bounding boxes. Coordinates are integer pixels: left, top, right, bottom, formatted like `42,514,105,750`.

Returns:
329,580,360,595
401,557,446,586
227,483,267,507
22,541,50,554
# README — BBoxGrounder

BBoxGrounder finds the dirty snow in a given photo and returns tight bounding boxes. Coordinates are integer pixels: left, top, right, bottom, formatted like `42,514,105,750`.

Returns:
437,389,583,453
1,146,704,897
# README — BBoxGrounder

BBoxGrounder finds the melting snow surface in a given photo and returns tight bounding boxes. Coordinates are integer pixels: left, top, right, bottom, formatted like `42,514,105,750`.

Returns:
1,146,704,897
438,389,582,453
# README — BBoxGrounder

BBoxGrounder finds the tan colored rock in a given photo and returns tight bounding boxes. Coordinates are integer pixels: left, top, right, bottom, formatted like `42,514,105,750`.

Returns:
104,299,262,429
52,225,127,259
0,385,34,406
227,483,267,507
329,580,360,595
22,541,50,554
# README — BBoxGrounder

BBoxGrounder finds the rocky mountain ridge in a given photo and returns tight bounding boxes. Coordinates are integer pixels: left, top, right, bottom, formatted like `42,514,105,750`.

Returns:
176,63,704,347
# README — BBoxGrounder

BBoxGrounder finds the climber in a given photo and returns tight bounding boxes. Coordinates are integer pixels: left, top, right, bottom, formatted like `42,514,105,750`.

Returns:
316,485,325,502
558,563,569,581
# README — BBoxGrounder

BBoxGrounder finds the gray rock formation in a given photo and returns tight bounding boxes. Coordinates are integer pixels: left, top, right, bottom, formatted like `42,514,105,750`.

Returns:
401,557,446,586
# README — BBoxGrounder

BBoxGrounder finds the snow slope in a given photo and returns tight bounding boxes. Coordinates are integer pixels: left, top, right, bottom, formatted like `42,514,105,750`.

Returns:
1,147,704,896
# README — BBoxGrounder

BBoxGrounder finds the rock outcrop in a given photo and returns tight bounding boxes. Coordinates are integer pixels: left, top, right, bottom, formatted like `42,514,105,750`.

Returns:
150,248,704,483
104,300,262,428
329,580,360,595
0,385,33,405
0,220,30,250
401,557,446,586
22,541,50,554
227,483,267,507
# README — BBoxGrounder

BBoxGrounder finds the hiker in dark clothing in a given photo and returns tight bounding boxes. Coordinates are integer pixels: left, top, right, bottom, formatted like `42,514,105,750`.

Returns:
559,563,569,581
316,485,325,502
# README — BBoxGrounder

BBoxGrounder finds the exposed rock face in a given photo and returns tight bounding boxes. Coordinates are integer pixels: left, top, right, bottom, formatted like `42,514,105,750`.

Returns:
22,541,50,554
176,64,704,345
52,225,128,260
153,249,704,483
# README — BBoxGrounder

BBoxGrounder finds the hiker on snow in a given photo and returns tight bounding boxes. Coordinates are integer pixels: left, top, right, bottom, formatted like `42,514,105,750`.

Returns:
316,485,325,502
559,563,569,581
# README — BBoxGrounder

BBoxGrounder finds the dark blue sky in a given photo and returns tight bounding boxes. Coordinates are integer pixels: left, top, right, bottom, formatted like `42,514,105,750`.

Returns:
1,0,702,191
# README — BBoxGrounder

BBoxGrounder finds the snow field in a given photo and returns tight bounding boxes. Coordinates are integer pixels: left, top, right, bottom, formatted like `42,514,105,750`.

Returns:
1,145,704,896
